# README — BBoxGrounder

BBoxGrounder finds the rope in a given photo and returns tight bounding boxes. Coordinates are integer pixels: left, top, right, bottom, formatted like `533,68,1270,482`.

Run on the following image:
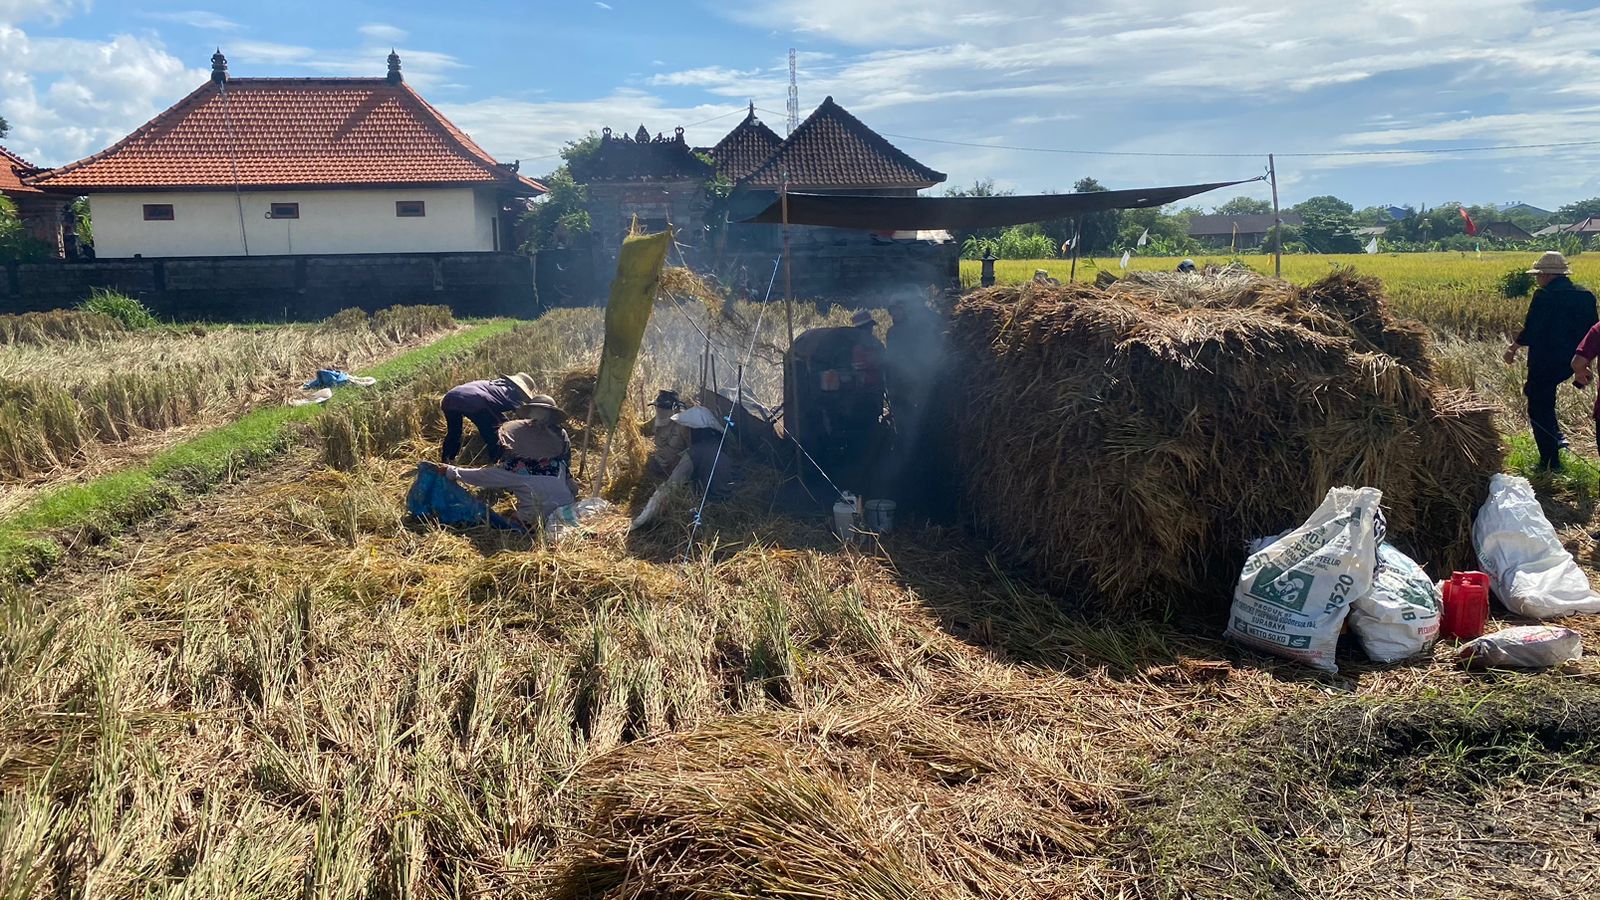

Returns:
684,255,780,559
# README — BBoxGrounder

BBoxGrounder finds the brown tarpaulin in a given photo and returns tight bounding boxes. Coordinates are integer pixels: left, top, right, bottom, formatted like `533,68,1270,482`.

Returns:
737,178,1260,231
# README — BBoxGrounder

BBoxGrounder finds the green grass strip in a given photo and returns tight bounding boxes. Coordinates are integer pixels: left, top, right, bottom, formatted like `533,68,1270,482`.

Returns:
0,318,522,584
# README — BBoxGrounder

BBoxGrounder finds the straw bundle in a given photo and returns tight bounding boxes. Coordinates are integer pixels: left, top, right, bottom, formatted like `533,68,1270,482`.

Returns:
950,267,1503,610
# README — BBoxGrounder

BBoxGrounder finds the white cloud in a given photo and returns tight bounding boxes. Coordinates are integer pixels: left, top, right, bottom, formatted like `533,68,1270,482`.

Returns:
439,89,749,173
358,23,407,44
595,2,612,9
0,24,203,165
147,10,242,31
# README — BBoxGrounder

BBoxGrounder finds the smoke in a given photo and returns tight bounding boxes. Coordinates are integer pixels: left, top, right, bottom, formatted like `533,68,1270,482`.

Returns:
878,288,955,520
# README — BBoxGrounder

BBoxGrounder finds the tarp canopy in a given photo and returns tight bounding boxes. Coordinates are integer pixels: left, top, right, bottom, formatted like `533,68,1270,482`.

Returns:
738,178,1260,231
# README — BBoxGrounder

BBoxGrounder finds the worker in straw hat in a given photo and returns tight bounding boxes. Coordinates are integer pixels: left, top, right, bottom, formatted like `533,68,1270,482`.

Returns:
438,372,539,464
1505,251,1598,471
424,393,578,524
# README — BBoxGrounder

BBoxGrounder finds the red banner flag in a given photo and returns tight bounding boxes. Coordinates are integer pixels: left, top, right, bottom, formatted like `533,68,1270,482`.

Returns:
1459,207,1477,236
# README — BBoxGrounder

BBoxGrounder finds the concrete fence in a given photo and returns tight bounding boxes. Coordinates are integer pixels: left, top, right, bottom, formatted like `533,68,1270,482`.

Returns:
1,252,541,321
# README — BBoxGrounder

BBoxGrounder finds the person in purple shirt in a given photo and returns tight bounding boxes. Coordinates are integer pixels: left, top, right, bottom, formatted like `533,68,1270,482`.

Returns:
440,372,537,463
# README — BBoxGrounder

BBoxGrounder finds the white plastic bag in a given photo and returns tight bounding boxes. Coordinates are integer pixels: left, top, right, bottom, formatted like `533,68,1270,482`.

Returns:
1472,474,1600,619
1349,544,1441,663
1458,625,1583,669
546,497,611,540
1227,486,1386,673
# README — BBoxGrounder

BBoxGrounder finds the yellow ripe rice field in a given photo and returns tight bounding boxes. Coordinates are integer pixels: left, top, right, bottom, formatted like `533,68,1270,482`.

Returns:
961,251,1600,337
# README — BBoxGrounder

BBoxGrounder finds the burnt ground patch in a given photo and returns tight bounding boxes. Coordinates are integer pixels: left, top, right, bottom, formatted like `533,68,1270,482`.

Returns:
1121,679,1600,899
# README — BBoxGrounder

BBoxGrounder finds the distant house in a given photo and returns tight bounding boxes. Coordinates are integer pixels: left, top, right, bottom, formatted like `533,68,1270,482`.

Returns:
1496,202,1552,219
578,99,952,300
1383,206,1411,221
1565,217,1600,237
1186,212,1302,248
2,145,71,257
1478,221,1533,241
25,51,545,259
1354,226,1388,238
1533,224,1570,238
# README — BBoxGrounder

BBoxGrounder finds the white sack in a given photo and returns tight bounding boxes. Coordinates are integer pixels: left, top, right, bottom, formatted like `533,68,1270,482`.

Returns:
1458,625,1583,669
1472,474,1600,619
1349,544,1441,663
1227,486,1386,673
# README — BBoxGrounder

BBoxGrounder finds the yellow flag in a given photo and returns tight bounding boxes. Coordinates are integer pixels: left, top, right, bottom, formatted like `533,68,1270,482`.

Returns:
593,230,670,429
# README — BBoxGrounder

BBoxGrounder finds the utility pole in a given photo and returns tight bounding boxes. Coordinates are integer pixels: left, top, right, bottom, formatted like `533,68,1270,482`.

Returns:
1269,154,1282,278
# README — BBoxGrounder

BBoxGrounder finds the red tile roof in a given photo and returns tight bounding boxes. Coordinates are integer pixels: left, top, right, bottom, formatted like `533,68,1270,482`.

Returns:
27,77,545,194
707,109,783,183
1,145,45,196
740,97,945,191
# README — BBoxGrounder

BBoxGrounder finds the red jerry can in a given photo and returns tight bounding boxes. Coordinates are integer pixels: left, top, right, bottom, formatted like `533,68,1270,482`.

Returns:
1440,572,1490,640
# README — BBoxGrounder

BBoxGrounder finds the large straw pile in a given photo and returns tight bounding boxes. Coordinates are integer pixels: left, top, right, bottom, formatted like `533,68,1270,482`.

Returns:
950,267,1504,610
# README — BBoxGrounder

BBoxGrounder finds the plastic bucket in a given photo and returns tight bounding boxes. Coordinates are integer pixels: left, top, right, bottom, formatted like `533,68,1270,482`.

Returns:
832,500,858,540
864,499,897,534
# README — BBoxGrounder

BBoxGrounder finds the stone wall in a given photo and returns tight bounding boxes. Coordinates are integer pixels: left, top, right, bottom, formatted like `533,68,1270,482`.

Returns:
585,180,708,274
1,252,539,321
723,223,959,303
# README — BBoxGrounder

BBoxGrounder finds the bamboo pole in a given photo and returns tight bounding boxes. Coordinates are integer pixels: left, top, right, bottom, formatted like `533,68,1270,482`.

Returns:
1068,218,1081,282
592,426,617,498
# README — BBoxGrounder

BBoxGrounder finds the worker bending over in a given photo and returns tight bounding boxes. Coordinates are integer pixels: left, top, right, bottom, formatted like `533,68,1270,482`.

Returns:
1505,251,1597,472
439,372,538,463
425,393,577,524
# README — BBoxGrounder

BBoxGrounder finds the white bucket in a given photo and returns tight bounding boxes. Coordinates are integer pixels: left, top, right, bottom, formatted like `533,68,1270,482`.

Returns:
832,500,859,540
864,499,897,534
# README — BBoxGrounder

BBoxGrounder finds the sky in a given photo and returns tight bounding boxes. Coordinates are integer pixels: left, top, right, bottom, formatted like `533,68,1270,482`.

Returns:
5,0,1600,212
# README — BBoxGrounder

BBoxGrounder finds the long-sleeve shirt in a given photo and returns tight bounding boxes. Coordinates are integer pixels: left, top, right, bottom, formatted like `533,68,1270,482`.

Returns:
441,378,525,416
1516,276,1599,386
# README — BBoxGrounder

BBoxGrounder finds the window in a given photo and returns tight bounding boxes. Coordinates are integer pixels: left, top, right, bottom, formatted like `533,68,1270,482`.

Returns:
142,204,175,221
269,202,299,219
395,200,426,218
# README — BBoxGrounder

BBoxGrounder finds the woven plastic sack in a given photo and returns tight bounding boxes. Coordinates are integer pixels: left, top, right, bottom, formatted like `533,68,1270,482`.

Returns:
1349,544,1441,663
1459,625,1582,669
1227,486,1386,673
1473,474,1600,618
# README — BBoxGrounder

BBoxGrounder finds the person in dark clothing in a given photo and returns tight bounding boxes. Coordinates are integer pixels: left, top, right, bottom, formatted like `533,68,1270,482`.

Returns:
1505,251,1599,470
785,310,886,494
439,372,537,463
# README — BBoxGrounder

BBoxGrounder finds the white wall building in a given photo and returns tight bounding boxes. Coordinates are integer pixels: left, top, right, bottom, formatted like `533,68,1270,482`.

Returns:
28,51,543,259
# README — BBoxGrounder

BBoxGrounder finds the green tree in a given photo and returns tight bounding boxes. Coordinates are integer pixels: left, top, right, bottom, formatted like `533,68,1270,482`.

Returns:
1035,177,1121,256
943,178,1012,199
1213,196,1272,216
944,178,1015,249
1118,205,1194,253
0,194,51,263
1290,195,1359,252
0,115,8,139
519,134,601,252
1558,198,1600,222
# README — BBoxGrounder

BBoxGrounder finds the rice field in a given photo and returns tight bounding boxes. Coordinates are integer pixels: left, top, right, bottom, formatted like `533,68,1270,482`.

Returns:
1,276,1597,898
0,306,457,513
961,251,1600,337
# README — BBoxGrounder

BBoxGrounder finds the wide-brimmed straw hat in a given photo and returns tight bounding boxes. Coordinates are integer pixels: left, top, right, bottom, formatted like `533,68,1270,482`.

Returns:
851,309,876,328
518,392,569,424
1527,251,1571,275
504,372,538,400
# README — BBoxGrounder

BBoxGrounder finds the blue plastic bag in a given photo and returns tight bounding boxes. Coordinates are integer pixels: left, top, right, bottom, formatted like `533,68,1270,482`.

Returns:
303,369,352,390
405,463,520,530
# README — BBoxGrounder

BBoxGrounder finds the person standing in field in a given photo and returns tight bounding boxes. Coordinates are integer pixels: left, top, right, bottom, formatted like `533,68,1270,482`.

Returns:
439,372,538,463
1505,251,1598,471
